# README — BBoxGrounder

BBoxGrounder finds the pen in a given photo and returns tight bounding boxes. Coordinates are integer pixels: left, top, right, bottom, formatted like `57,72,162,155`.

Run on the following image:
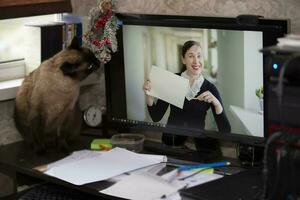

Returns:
177,161,230,171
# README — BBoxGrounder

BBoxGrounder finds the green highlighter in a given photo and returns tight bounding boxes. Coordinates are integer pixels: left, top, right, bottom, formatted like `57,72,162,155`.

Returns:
191,168,214,173
90,139,112,151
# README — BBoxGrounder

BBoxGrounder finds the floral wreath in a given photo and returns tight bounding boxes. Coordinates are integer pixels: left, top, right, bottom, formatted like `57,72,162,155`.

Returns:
83,0,118,64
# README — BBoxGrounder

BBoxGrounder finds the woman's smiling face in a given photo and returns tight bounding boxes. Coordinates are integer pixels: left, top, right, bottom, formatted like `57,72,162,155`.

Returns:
182,44,203,77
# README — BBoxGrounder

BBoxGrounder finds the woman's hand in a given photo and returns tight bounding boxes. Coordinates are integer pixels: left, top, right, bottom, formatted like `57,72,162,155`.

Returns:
143,80,154,106
194,91,223,114
143,80,151,94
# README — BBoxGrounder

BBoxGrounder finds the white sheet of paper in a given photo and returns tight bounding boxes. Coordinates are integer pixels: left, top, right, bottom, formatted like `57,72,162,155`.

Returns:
153,192,182,200
148,66,189,109
45,148,162,185
139,153,168,163
178,171,223,188
101,173,185,200
162,169,223,188
47,151,166,171
108,162,167,182
47,150,102,170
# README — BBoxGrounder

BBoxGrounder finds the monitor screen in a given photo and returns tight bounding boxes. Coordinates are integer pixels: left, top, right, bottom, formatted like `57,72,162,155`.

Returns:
105,14,289,145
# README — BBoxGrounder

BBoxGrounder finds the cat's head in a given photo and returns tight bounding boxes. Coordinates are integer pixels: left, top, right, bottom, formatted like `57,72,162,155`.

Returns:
58,37,100,81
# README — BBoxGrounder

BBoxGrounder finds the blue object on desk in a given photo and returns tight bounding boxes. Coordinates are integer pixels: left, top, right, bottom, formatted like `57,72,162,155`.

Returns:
178,161,230,171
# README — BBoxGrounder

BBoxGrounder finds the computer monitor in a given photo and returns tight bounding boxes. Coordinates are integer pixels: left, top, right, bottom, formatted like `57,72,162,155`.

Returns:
104,14,289,146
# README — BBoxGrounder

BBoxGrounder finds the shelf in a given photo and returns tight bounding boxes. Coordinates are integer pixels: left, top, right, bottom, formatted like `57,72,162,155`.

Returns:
0,0,72,19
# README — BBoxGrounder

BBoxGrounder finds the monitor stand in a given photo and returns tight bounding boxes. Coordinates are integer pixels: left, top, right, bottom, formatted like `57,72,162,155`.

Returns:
144,138,223,163
237,144,264,167
194,137,223,163
144,140,199,161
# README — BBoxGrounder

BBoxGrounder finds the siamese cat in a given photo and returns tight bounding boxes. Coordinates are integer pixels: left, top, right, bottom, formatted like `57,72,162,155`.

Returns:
14,37,100,154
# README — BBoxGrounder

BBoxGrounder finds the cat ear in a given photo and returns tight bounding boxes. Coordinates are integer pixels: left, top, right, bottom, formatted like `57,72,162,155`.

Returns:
68,36,80,50
60,62,79,77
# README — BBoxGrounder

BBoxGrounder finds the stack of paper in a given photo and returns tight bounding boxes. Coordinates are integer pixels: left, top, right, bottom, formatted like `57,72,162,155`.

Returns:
44,148,166,185
277,33,300,47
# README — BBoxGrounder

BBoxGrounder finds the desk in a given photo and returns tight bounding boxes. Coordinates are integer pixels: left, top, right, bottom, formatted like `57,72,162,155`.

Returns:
0,136,117,199
0,136,263,200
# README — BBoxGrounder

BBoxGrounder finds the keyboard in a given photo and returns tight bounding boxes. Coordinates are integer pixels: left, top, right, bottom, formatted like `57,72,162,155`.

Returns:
18,184,99,200
180,168,263,200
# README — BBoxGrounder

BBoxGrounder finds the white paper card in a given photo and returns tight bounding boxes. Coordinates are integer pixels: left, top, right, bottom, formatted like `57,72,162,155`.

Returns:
148,66,189,109
45,148,162,185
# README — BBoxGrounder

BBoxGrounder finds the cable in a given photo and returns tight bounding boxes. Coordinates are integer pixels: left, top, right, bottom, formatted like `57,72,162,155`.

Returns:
288,137,300,199
262,131,283,199
269,147,285,200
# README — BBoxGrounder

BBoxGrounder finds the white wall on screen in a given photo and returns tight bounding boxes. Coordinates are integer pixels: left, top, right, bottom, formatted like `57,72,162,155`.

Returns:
217,30,246,135
243,31,263,111
153,29,166,69
123,25,147,120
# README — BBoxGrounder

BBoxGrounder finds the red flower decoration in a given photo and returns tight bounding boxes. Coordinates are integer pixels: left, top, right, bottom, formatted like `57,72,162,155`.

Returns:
103,37,111,47
95,11,113,29
92,40,101,47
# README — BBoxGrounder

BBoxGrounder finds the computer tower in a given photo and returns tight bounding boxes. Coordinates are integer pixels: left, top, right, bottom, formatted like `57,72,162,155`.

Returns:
262,46,300,200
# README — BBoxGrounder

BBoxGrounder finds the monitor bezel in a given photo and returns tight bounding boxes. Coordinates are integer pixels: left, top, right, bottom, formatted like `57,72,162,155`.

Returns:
104,13,290,146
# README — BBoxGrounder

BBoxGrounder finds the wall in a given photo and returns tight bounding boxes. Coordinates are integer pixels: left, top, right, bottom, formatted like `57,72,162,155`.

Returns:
72,0,300,32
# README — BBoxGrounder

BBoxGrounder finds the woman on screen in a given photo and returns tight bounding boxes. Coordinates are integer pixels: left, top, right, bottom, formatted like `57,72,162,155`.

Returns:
143,40,231,146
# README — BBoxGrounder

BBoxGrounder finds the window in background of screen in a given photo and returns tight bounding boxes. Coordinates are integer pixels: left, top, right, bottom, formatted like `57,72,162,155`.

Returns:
123,25,264,138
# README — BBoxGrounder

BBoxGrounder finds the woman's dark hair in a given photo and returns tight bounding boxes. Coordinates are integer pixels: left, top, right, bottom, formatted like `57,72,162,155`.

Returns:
181,40,201,57
180,40,201,72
